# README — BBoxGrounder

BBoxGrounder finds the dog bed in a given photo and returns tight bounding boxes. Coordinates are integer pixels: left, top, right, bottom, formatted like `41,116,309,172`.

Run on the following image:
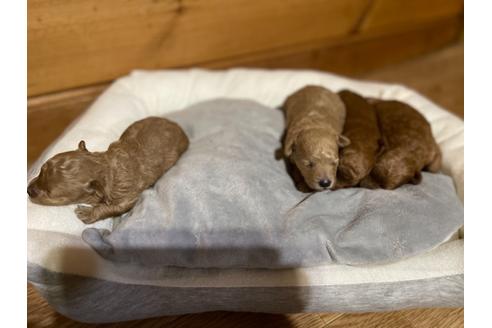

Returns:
28,69,464,322
80,99,461,268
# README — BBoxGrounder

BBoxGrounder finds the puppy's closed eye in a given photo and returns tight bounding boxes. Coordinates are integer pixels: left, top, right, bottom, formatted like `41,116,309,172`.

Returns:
304,160,315,168
59,162,75,171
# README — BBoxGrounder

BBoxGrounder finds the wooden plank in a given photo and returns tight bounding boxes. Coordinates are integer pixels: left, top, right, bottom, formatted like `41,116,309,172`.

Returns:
319,312,345,325
364,41,464,118
327,312,414,328
28,0,370,96
27,17,462,165
219,17,461,75
287,313,330,328
359,0,463,32
401,308,464,328
27,84,107,163
164,312,328,328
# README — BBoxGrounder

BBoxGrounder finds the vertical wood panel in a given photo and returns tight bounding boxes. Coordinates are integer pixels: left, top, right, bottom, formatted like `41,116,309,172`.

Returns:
27,84,107,162
359,0,463,32
28,0,370,96
364,42,464,118
226,18,461,75
26,17,462,165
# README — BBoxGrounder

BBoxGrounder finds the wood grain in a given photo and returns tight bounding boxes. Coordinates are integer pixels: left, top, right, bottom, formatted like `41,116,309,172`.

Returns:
364,41,464,118
401,308,464,328
227,17,461,75
28,0,370,96
318,313,345,325
326,312,414,328
26,17,462,164
28,0,465,96
27,84,107,163
360,0,463,32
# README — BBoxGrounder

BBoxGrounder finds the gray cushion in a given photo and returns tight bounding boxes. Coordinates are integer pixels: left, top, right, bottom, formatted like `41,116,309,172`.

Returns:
82,99,463,268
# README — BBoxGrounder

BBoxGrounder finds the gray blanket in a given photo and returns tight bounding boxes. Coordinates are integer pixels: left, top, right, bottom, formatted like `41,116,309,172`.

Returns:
82,99,463,268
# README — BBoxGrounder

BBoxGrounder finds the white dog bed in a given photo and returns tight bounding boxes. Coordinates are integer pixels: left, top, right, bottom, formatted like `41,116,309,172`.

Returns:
27,69,463,323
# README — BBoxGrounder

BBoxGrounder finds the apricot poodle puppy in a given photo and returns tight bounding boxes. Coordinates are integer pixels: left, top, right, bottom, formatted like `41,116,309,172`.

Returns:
282,85,350,191
28,117,189,224
335,90,382,188
360,100,441,190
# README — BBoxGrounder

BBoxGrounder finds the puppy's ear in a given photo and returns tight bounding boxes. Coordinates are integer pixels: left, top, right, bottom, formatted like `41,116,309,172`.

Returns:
283,133,296,157
78,140,88,152
410,172,422,185
85,180,109,205
337,135,351,148
274,148,284,160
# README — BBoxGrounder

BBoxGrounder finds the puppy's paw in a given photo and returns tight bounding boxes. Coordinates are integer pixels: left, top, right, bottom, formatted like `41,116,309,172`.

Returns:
359,176,380,189
75,205,97,224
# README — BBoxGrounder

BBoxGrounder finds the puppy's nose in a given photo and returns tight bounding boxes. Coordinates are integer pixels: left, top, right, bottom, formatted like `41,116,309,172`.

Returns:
27,185,38,198
319,179,331,188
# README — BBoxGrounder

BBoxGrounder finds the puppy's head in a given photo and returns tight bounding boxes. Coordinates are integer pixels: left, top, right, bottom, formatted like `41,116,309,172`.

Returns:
285,129,350,190
27,141,107,206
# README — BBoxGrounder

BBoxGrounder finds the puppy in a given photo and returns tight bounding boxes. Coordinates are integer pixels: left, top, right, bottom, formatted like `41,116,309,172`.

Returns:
335,90,381,188
360,100,441,190
27,117,189,223
282,85,350,191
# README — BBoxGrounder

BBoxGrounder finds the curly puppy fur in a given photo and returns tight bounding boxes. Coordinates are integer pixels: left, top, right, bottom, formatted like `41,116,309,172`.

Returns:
360,100,441,190
282,85,349,191
27,117,189,223
335,90,382,188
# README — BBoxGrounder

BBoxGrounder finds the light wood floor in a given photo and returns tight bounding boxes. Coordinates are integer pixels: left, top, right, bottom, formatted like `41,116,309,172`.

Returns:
27,42,464,327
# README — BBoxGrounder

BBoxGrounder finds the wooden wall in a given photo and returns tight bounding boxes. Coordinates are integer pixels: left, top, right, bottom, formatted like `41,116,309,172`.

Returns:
28,0,463,164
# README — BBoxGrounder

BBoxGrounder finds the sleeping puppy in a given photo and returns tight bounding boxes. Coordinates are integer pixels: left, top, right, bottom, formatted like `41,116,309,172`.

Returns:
335,90,381,188
282,85,350,191
27,117,189,224
360,100,441,190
